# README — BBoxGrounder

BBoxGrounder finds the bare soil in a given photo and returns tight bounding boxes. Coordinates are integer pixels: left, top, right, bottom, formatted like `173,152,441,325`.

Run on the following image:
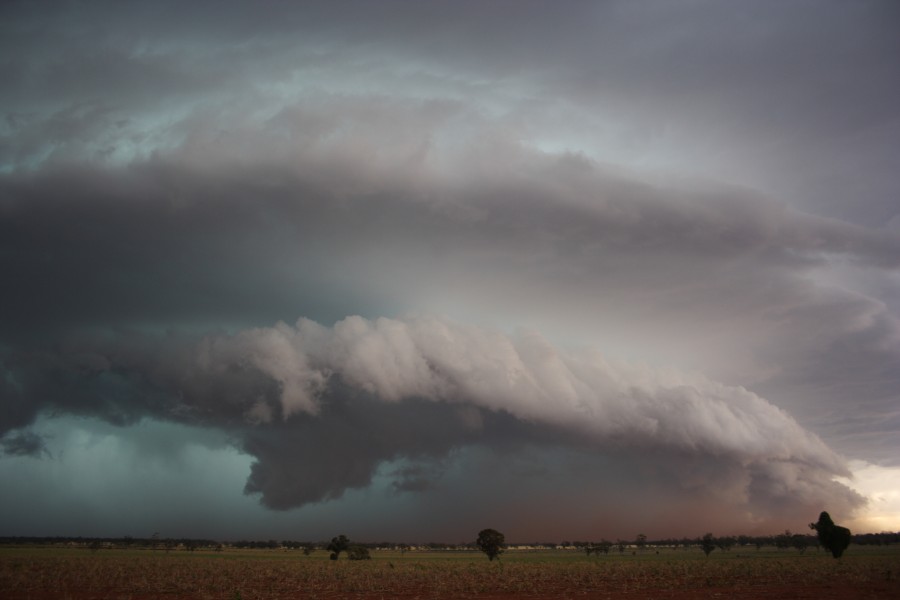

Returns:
3,547,898,600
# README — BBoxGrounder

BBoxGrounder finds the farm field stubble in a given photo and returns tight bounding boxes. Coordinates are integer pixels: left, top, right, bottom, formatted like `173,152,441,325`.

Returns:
2,545,899,600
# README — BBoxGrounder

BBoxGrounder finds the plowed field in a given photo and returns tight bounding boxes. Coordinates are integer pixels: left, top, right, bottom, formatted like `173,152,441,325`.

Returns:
2,546,898,599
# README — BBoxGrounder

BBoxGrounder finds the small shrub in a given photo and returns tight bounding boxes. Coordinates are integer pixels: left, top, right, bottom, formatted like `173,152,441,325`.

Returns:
347,545,371,560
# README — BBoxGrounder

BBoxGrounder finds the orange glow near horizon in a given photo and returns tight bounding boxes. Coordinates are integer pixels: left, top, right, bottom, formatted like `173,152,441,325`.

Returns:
840,461,900,534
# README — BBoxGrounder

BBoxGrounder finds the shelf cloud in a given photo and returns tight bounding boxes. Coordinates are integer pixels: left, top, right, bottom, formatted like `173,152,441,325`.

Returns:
0,315,865,533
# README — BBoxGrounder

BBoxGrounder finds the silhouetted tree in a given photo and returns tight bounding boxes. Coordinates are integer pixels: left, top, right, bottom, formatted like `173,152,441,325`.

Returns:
586,540,612,555
716,536,735,552
635,533,647,552
700,533,716,557
775,530,793,550
327,534,350,560
790,533,810,553
347,545,371,560
809,511,851,558
476,528,505,561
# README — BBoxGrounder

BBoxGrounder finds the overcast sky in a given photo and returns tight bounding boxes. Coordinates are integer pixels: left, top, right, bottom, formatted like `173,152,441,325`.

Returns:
1,0,899,543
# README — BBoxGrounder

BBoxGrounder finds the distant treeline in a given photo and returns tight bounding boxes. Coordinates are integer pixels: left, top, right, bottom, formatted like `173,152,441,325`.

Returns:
1,531,898,550
567,531,900,552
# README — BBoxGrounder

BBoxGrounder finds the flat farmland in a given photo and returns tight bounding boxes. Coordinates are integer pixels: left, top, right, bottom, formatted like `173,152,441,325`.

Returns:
2,545,898,599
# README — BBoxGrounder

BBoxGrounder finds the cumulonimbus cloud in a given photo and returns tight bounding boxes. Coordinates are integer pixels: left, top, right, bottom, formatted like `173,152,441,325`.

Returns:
2,0,895,533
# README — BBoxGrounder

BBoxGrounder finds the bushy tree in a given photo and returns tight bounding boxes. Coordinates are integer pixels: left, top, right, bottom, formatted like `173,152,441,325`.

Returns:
476,528,505,561
347,545,371,560
809,511,851,558
775,530,793,550
791,533,810,553
586,540,612,556
700,533,716,557
715,536,735,552
327,534,350,560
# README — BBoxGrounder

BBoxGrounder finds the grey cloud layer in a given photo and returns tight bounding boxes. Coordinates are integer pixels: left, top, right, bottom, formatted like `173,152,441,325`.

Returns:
3,1,898,223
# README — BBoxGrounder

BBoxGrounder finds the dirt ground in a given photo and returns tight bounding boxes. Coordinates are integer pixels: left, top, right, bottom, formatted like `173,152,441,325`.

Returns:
3,546,899,600
6,580,900,600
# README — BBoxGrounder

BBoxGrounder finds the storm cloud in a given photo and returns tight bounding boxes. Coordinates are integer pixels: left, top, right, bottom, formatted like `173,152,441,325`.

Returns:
0,315,864,533
1,0,898,539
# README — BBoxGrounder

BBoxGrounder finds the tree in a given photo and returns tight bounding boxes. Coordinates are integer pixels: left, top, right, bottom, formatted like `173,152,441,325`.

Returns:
476,528,505,561
775,530,793,550
586,540,612,556
327,534,350,560
716,536,735,552
790,533,809,554
635,533,647,552
347,545,371,560
809,511,851,559
700,533,716,557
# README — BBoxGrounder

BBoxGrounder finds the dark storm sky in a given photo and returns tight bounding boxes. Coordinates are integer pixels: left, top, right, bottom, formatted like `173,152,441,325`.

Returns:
1,0,899,541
